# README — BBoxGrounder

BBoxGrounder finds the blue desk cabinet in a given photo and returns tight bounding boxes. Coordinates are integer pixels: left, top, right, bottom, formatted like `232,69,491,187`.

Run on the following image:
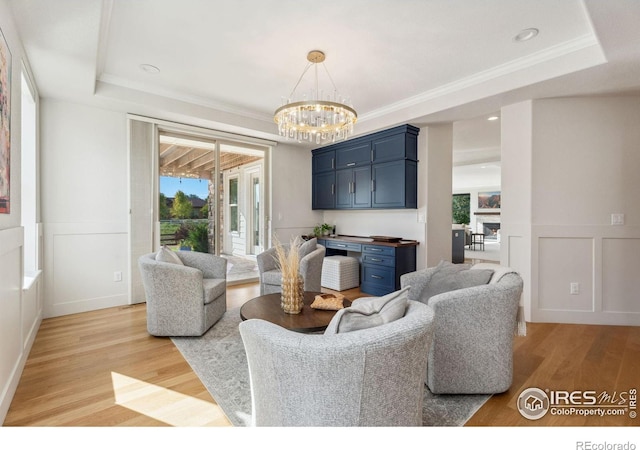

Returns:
311,124,419,210
360,243,416,296
318,236,417,296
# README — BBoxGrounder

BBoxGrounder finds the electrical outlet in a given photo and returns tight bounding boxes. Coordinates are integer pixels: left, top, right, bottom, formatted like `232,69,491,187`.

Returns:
113,271,122,282
570,282,579,295
611,213,625,225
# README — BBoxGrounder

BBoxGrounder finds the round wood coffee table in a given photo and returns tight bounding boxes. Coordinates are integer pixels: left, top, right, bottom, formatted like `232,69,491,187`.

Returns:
240,291,351,333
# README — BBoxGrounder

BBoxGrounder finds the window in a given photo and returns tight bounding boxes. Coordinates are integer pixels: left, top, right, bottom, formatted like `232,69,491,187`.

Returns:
229,177,238,233
452,193,470,225
21,70,39,274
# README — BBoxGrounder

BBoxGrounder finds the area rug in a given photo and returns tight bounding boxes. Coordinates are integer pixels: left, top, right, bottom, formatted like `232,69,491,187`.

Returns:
172,308,490,427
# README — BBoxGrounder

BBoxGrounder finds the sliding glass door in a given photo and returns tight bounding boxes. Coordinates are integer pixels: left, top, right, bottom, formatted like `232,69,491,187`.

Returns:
157,130,266,258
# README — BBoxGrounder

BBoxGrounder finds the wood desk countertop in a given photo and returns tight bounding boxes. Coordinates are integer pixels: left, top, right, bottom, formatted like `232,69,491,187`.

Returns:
318,234,419,248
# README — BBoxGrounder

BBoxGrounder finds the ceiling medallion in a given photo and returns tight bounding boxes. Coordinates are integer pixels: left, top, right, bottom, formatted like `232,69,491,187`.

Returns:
274,50,357,144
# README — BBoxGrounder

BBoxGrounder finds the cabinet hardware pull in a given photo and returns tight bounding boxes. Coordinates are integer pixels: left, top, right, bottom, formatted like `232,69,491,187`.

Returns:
331,184,334,195
347,162,356,166
368,248,382,252
371,180,375,192
371,275,383,279
370,258,382,262
337,244,347,248
332,158,335,169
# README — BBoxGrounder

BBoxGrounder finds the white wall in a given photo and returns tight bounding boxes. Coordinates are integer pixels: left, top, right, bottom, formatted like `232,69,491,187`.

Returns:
503,96,640,325
0,0,42,424
270,142,323,244
40,99,129,317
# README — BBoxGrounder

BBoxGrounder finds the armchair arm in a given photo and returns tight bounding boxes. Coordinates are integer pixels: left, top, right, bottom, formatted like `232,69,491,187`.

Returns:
426,275,523,393
299,245,325,292
177,251,227,279
256,247,279,273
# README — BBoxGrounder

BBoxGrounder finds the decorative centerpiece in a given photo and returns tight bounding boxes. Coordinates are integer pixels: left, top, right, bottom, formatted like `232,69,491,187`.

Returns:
274,236,304,314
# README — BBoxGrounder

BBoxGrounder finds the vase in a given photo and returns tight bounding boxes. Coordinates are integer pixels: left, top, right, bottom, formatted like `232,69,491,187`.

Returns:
281,273,304,314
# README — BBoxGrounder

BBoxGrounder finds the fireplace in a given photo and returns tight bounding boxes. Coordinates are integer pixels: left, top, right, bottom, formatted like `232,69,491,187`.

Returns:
483,222,501,240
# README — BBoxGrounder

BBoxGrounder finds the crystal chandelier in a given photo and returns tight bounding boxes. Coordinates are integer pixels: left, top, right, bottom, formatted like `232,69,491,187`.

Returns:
274,50,357,144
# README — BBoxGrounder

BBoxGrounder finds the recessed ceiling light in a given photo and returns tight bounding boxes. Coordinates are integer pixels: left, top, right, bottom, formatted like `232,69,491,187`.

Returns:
140,64,160,74
487,116,499,121
514,28,539,42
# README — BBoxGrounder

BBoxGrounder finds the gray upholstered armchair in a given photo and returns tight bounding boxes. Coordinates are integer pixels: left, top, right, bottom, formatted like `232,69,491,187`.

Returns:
400,262,524,394
239,299,434,426
138,249,227,337
256,238,325,295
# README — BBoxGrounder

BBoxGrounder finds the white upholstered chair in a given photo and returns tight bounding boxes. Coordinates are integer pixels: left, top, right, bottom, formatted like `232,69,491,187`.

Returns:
138,249,227,336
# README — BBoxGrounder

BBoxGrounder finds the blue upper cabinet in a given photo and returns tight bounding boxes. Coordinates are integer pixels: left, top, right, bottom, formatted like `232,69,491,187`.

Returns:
311,124,419,210
313,149,335,173
372,129,418,163
335,141,371,169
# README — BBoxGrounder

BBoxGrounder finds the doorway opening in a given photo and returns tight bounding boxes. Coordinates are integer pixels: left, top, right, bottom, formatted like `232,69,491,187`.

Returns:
158,131,266,284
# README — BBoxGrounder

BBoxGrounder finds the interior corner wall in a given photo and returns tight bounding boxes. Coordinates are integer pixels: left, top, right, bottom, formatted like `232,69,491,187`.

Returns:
504,96,640,326
422,124,453,267
500,100,533,320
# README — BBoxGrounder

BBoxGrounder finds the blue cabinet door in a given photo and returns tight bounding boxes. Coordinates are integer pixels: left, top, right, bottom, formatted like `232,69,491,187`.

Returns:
352,166,372,208
336,168,354,209
372,131,418,163
335,142,371,169
312,171,335,210
336,166,371,209
313,150,335,173
372,160,417,208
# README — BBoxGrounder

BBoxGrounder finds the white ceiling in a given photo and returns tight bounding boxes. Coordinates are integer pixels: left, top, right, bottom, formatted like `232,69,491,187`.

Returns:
8,0,640,189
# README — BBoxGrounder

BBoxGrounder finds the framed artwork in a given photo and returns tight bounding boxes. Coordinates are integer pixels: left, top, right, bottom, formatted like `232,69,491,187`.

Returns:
0,26,11,214
478,191,501,209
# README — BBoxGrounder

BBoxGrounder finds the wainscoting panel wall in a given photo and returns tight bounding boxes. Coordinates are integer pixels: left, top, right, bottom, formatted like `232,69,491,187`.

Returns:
0,227,31,424
538,237,594,312
44,223,128,318
532,225,640,325
602,237,640,313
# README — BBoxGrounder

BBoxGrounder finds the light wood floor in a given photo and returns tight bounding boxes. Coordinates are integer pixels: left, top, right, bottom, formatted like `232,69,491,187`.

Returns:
4,281,639,427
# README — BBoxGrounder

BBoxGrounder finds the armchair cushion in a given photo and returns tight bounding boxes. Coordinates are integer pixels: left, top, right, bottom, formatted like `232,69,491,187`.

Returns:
203,278,226,305
325,287,409,334
156,245,184,265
